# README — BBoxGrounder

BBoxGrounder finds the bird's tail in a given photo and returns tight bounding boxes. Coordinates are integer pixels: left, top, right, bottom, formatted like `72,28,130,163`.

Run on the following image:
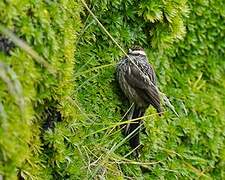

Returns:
124,106,145,157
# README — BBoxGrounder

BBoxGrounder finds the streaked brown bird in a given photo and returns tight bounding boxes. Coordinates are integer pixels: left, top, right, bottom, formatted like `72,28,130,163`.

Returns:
116,46,162,157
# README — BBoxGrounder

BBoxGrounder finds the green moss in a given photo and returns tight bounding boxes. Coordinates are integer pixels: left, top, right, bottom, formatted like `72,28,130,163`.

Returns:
0,0,225,179
75,0,225,178
0,0,83,179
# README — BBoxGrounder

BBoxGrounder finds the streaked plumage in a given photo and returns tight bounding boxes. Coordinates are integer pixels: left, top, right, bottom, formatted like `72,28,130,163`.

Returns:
116,47,162,157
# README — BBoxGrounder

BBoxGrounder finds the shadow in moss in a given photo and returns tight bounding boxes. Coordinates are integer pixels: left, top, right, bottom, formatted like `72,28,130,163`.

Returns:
0,35,15,55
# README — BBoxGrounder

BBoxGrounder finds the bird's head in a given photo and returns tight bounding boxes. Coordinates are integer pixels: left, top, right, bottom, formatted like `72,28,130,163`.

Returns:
128,46,146,56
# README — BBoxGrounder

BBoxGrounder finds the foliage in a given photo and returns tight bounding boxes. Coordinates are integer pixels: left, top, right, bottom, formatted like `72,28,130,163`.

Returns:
0,0,225,179
0,0,83,179
75,0,225,179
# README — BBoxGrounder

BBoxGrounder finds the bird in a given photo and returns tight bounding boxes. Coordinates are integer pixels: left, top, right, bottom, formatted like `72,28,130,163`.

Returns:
116,46,162,157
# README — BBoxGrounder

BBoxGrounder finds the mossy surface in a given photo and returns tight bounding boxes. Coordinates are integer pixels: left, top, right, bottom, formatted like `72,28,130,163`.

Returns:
0,0,225,179
75,0,225,178
0,1,83,179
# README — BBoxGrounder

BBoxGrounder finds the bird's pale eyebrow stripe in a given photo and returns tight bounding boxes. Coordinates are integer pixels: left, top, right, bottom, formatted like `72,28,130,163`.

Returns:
131,50,146,56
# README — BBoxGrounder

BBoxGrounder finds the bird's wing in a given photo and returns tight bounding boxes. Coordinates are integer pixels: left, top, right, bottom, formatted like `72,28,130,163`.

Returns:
124,61,161,112
145,64,157,85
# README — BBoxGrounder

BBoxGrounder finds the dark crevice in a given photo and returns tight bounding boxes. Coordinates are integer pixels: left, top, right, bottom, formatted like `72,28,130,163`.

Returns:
0,35,15,55
38,100,64,179
42,105,62,131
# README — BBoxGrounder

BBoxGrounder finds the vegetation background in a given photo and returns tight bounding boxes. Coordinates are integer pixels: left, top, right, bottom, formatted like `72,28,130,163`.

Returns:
0,0,225,179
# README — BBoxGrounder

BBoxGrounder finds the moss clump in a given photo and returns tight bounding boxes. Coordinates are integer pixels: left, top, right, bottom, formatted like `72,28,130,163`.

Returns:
0,0,225,179
75,0,225,178
0,1,83,179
